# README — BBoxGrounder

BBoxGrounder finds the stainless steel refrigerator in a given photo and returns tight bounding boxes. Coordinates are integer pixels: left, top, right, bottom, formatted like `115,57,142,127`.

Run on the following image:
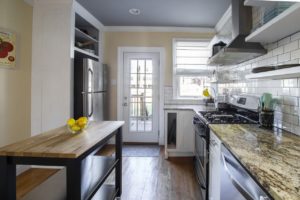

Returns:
74,58,107,121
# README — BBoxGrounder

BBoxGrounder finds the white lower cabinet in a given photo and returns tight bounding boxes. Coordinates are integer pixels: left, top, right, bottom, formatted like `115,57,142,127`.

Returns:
209,130,221,200
164,110,195,157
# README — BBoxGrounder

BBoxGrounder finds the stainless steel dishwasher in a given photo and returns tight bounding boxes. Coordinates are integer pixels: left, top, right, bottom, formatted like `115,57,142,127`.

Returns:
220,145,272,200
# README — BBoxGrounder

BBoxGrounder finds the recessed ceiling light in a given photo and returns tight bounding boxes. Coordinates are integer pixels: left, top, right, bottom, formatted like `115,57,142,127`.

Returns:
129,8,141,15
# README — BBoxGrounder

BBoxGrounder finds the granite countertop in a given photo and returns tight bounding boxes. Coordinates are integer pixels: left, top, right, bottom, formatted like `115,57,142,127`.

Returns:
164,104,216,112
209,124,300,200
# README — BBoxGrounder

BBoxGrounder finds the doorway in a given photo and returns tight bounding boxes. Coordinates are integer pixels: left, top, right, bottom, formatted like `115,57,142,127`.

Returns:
121,52,160,143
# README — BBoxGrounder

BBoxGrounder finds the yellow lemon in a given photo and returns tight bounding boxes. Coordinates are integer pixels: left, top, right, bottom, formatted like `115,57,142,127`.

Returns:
203,88,211,97
76,117,88,128
67,118,76,127
71,125,81,132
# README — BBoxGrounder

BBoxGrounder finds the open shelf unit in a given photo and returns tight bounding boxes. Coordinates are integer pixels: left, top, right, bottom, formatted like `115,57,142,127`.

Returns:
82,156,118,200
74,47,99,60
74,13,100,60
245,3,300,43
245,66,300,79
91,185,118,200
75,27,98,44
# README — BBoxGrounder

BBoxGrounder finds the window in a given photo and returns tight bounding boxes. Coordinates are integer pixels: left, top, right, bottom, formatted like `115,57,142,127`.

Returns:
173,39,212,99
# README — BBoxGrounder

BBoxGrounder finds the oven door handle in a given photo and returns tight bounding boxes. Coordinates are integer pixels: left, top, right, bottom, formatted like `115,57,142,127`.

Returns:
221,153,255,200
195,131,207,139
194,164,206,190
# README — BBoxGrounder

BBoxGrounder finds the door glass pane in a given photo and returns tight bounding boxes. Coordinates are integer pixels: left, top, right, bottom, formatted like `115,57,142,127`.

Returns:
137,119,144,131
145,98,152,102
145,119,152,132
130,118,137,131
145,89,152,97
137,89,145,96
138,60,145,73
145,103,152,116
130,103,138,117
130,88,137,95
137,102,143,117
139,74,146,88
130,74,137,88
145,75,152,89
146,60,152,73
128,58,153,132
130,97,138,102
131,60,138,73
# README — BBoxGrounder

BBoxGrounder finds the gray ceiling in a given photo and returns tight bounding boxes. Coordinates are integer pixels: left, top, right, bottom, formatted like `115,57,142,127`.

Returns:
77,0,231,27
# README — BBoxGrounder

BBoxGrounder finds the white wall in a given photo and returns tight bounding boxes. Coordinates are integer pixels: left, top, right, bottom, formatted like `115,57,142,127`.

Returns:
0,0,32,146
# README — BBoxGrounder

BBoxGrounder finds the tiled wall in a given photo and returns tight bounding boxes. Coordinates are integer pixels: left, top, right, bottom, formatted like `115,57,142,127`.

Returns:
218,31,300,136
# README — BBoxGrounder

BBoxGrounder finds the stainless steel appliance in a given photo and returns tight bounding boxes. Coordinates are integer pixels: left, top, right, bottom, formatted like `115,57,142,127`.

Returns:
220,145,271,200
193,116,209,200
194,95,262,200
74,58,107,121
208,0,267,66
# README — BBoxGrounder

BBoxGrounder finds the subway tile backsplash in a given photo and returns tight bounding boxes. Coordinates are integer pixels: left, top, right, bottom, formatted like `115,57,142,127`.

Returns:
218,30,300,136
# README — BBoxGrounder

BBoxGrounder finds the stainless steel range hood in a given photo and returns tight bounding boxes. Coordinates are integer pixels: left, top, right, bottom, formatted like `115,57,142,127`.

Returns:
208,0,267,66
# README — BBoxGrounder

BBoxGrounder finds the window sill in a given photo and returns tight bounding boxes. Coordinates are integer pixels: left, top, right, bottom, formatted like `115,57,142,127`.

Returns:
173,97,205,101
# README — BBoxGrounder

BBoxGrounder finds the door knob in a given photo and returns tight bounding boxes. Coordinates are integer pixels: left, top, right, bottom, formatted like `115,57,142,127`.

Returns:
123,103,128,106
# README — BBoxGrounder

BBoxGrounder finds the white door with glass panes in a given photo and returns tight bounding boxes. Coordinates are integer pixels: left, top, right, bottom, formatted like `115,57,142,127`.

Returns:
123,52,159,143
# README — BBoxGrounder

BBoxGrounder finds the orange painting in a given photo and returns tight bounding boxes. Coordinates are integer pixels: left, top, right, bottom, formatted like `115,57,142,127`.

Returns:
0,29,16,68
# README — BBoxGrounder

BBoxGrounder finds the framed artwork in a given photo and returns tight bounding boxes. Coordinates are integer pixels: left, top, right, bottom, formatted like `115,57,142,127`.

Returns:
0,29,16,68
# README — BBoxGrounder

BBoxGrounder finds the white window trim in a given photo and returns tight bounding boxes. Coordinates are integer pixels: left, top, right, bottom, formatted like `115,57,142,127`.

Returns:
172,38,211,99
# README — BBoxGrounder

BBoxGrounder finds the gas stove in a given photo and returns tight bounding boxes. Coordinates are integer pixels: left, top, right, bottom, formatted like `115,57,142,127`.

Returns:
197,95,260,124
199,111,258,124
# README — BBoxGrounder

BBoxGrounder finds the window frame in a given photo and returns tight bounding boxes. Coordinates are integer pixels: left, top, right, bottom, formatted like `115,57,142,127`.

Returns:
172,38,211,99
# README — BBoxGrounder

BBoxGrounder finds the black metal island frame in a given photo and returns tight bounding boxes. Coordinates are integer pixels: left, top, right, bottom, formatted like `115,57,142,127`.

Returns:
0,121,124,200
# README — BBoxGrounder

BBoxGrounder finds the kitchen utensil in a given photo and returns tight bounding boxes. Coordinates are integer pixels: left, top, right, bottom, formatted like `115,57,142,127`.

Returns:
212,41,226,56
259,110,274,128
252,64,300,73
276,64,300,70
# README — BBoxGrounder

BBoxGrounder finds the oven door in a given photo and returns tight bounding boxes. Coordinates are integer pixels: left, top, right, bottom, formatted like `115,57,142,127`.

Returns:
195,155,207,199
193,116,209,199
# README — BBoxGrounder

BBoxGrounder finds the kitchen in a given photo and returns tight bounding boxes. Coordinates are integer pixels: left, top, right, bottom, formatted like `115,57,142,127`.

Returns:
0,0,299,200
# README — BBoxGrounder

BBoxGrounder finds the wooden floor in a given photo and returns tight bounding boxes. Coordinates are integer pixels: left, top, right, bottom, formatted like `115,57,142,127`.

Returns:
17,145,201,200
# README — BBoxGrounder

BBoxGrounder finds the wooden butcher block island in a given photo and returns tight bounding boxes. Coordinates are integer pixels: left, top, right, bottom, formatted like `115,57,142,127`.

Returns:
0,121,124,200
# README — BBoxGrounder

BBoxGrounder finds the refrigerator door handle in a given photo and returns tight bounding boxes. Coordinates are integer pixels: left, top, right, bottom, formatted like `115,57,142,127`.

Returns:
88,68,94,92
89,93,94,117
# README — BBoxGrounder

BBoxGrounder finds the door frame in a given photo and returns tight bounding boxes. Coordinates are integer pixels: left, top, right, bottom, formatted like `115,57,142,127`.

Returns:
117,47,165,145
